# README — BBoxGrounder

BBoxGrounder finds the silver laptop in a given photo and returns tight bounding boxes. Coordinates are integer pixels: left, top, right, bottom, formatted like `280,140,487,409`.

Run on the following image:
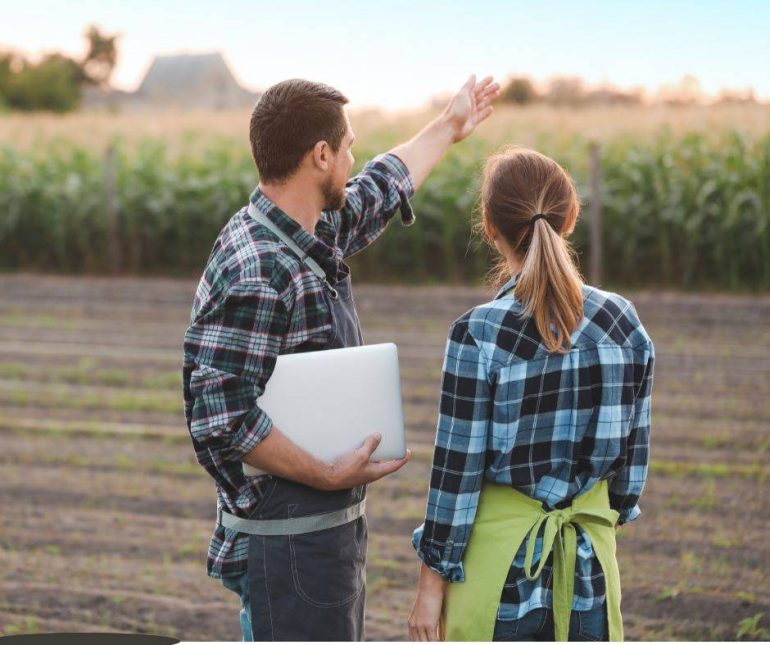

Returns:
242,342,407,476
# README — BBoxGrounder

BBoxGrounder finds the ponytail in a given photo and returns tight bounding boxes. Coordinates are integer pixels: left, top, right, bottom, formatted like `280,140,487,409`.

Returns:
477,146,584,354
516,215,584,354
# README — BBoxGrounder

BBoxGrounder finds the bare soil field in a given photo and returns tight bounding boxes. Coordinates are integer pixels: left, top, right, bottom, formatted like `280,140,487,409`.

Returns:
0,274,769,641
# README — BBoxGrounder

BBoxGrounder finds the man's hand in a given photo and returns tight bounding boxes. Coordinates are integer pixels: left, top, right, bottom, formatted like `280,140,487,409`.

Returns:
443,74,501,143
322,433,411,491
242,426,410,490
389,73,500,190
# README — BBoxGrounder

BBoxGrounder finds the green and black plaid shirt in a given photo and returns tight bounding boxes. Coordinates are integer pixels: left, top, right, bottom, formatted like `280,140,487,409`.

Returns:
182,153,414,579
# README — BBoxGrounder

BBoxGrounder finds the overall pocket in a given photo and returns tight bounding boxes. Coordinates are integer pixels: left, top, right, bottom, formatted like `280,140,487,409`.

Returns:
289,515,367,608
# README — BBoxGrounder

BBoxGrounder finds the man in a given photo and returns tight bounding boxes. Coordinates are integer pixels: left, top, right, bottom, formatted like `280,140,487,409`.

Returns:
182,74,500,641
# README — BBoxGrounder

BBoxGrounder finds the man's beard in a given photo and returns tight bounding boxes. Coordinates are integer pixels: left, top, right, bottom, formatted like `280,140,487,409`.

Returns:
321,177,347,211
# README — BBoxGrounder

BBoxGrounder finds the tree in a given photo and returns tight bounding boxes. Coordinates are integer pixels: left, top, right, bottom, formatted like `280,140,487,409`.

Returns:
500,76,539,105
545,76,587,107
656,74,705,106
81,24,119,88
1,53,81,112
716,87,757,105
0,24,118,111
585,85,644,106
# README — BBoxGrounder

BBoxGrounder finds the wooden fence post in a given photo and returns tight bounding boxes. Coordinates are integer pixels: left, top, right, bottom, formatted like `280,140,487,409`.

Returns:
104,143,122,275
589,142,603,286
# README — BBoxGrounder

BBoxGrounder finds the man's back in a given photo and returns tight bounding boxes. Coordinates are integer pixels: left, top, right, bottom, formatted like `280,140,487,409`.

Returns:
183,74,500,641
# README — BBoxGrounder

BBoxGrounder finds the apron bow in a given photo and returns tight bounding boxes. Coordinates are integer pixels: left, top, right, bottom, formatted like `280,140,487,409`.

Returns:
522,505,619,641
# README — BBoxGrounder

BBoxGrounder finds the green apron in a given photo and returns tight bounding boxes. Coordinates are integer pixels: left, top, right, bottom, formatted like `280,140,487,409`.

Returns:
442,478,623,641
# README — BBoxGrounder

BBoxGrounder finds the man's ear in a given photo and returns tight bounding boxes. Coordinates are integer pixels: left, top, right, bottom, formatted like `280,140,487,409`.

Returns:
310,140,331,172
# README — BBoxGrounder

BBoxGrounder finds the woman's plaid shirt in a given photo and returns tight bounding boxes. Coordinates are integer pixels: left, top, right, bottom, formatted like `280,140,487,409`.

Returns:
182,153,414,579
412,273,654,620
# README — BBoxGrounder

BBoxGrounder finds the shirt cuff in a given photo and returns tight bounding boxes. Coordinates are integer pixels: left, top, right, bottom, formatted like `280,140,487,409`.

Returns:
617,503,641,526
411,524,465,582
371,152,416,227
223,406,275,463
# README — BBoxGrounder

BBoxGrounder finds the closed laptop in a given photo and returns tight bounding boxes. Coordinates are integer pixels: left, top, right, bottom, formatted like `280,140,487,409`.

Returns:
243,342,407,476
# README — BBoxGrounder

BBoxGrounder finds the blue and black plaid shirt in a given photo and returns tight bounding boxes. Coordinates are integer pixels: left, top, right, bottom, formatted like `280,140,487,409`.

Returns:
182,153,414,579
412,273,654,620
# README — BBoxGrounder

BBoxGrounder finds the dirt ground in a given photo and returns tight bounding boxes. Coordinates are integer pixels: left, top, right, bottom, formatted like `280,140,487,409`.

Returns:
0,274,768,641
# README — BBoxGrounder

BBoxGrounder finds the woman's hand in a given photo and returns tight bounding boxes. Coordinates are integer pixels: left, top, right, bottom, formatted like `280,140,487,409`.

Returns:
408,589,444,641
408,563,448,641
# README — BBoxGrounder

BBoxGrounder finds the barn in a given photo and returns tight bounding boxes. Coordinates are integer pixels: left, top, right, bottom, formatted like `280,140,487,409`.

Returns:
135,52,258,109
84,51,259,111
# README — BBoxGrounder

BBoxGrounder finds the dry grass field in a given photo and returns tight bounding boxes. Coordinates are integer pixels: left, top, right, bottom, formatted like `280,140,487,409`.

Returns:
1,103,769,154
0,274,769,640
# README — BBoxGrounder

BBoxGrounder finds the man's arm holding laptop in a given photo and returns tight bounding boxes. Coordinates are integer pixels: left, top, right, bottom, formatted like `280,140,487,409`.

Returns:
186,278,409,490
330,74,500,259
243,427,408,490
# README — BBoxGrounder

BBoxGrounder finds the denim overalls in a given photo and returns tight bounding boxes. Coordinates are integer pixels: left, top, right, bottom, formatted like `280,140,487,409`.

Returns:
220,205,368,641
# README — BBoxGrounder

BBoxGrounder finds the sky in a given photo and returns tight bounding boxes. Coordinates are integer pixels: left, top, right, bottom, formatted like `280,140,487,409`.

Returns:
1,0,768,110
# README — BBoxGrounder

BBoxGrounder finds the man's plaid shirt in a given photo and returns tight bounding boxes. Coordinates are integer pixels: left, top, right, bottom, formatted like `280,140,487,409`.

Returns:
182,153,414,579
412,272,654,620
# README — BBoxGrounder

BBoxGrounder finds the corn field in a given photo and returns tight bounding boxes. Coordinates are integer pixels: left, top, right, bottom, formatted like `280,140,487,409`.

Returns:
0,123,768,290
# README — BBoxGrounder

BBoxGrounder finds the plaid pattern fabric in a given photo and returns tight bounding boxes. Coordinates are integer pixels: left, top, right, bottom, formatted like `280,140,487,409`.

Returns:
182,152,414,579
411,271,654,620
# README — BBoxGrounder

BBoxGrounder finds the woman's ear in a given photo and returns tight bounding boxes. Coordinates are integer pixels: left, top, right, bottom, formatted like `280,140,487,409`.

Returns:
483,219,497,243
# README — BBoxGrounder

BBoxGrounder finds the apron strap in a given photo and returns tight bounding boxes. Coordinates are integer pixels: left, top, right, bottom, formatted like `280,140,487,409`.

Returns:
442,479,624,642
521,506,618,641
247,201,339,300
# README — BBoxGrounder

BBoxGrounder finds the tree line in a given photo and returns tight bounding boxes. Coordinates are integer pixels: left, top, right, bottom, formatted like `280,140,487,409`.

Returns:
497,74,759,107
0,25,117,112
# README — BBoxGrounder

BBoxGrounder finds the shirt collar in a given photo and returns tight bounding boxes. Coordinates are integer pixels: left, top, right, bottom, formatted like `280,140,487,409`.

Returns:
248,187,346,283
493,271,522,299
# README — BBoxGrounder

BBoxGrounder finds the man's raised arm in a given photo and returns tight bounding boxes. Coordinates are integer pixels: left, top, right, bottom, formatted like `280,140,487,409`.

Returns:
330,74,500,259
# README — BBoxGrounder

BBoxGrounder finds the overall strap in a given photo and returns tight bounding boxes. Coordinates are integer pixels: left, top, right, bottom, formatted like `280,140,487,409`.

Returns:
218,499,366,536
247,202,338,299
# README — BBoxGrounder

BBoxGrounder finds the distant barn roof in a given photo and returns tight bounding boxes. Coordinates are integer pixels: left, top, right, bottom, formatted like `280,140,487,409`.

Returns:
135,52,257,109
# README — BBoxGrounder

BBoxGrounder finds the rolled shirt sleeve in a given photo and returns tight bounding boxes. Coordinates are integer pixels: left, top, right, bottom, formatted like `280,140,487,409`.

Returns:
609,340,654,525
327,152,415,259
412,319,493,582
184,279,287,463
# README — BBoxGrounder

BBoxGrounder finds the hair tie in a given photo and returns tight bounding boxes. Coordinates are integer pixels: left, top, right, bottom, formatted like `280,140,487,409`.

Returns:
530,213,548,226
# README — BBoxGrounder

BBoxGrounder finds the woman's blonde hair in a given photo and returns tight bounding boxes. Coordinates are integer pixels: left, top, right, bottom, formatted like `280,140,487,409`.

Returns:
473,146,585,355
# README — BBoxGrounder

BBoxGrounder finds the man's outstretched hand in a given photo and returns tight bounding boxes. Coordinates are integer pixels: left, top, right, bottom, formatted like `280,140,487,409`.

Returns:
388,73,501,190
443,74,501,143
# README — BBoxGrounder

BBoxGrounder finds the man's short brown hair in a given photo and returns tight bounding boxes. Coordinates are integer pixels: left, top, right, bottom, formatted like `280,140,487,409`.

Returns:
249,79,349,183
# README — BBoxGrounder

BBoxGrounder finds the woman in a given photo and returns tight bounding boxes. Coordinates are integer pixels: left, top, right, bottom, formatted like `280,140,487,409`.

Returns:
408,147,654,642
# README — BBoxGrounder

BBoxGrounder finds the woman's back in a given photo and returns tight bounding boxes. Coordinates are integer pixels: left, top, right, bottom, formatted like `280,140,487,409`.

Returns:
463,274,652,499
411,271,654,619
410,146,654,638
